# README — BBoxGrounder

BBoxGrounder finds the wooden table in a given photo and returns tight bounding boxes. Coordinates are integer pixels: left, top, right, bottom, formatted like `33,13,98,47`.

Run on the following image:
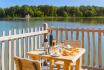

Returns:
27,48,85,70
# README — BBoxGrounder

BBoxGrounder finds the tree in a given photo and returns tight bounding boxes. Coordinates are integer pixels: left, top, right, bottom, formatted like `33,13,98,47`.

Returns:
0,8,5,18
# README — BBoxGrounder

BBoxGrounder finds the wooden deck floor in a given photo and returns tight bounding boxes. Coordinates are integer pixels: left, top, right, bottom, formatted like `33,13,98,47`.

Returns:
42,66,88,70
42,66,104,70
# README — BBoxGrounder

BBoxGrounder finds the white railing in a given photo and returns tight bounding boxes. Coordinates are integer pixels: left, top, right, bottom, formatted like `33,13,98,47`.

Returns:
0,23,48,70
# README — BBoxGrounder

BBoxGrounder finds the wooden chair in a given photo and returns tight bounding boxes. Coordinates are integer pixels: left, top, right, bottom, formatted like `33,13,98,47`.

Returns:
14,57,41,70
55,40,82,70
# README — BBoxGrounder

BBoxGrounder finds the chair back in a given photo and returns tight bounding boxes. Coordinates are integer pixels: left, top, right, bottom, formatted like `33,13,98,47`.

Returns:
14,57,41,70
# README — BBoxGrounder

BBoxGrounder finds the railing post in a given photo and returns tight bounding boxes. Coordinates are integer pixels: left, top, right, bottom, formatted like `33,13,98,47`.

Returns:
23,29,26,58
19,29,21,57
43,23,48,46
71,30,73,40
76,30,79,40
56,29,58,43
1,31,5,70
87,31,90,66
92,32,96,67
66,30,68,40
8,30,12,70
14,29,16,70
43,23,48,42
98,31,102,67
41,26,44,47
35,27,37,50
38,27,41,49
27,28,30,58
60,30,63,42
82,31,85,66
31,28,34,51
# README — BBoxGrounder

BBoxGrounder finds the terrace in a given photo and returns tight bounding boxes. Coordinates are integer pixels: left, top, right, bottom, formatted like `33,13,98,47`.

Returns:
0,23,104,70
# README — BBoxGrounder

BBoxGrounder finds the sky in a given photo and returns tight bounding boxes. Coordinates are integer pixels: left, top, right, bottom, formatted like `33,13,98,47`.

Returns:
0,0,104,8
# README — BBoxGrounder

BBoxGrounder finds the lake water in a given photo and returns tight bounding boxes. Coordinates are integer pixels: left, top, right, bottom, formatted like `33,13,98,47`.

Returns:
0,18,104,69
1,18,104,33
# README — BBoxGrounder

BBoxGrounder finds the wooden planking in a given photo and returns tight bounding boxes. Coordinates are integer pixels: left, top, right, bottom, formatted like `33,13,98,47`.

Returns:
98,32,102,66
1,31,5,70
8,30,12,70
82,31,85,65
0,30,48,41
56,30,58,43
19,29,21,57
14,29,16,70
31,28,33,51
87,31,90,66
65,30,68,40
92,32,96,66
60,30,63,42
23,29,26,58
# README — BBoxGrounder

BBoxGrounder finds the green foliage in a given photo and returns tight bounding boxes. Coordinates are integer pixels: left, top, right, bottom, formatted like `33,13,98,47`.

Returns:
63,11,68,17
0,8,5,18
0,5,104,18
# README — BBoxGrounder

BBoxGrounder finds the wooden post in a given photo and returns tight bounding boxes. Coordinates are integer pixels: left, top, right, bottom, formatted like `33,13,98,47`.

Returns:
92,32,96,66
35,28,37,50
23,29,26,58
87,31,90,66
66,30,68,40
1,31,5,70
82,31,85,65
8,30,12,70
76,31,79,40
41,26,44,47
14,29,16,70
38,27,41,49
43,23,48,39
56,30,58,43
27,28,30,58
43,23,48,44
71,31,73,40
60,30,63,42
98,32,102,67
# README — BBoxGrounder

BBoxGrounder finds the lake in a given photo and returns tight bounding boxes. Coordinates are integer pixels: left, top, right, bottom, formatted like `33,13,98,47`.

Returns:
1,18,104,33
0,18,104,68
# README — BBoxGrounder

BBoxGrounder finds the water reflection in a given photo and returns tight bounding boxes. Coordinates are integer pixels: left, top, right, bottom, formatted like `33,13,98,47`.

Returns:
0,17,104,32
44,17,104,24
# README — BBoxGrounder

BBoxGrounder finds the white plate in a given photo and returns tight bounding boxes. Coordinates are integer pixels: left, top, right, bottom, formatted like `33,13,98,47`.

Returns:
51,54,59,57
50,53,59,57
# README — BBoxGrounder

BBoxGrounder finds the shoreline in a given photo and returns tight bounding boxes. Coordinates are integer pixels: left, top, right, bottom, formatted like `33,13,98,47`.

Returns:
1,17,104,20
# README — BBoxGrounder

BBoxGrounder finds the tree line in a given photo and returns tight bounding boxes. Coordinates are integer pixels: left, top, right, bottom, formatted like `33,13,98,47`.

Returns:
0,5,104,18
